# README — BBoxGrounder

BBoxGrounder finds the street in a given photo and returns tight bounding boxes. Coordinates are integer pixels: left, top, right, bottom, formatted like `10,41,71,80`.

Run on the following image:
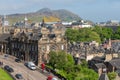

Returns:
0,54,47,80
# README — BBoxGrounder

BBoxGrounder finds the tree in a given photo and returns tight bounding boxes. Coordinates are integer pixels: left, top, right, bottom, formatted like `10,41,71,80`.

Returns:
93,26,113,42
65,28,79,42
112,26,120,39
48,51,98,80
48,51,58,69
108,72,117,80
48,51,74,70
65,28,101,43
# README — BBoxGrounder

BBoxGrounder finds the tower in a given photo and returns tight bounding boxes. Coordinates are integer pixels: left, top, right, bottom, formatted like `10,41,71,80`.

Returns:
2,15,9,26
41,17,45,27
24,16,28,28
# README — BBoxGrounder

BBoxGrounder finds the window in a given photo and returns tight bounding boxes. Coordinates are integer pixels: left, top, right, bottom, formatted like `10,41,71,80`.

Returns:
47,45,49,51
61,45,64,50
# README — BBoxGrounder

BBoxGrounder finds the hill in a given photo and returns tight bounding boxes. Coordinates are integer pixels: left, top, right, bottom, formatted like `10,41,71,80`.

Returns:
6,8,81,24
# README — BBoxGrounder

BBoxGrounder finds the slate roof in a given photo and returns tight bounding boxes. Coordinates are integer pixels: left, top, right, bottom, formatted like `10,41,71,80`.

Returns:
0,34,11,43
92,56,105,61
14,32,41,41
109,59,120,69
99,73,109,80
95,63,106,69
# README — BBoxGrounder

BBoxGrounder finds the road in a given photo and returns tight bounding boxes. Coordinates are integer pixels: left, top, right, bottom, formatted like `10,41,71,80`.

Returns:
0,54,48,80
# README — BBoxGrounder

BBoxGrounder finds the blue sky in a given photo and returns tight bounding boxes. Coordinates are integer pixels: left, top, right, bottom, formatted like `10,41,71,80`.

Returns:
0,0,120,22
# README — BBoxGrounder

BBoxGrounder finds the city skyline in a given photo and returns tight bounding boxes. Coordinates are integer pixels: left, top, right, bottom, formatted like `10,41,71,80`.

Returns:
0,0,120,22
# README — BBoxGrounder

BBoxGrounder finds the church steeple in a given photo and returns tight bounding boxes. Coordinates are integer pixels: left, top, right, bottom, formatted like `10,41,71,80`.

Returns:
41,17,45,27
24,16,28,28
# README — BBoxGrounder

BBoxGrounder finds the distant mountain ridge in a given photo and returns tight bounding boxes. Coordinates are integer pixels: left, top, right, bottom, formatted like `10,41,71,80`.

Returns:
6,8,81,24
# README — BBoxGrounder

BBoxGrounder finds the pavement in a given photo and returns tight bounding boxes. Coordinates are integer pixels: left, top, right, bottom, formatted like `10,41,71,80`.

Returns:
0,54,59,80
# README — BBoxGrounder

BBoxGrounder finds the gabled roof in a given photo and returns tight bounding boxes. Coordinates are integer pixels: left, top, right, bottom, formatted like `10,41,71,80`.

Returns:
95,63,106,69
109,59,120,69
92,56,105,61
99,73,109,80
14,32,41,41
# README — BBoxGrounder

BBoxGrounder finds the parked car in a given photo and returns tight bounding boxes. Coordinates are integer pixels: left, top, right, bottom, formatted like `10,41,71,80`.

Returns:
15,58,21,63
25,62,36,70
4,54,9,57
4,65,14,72
15,74,23,79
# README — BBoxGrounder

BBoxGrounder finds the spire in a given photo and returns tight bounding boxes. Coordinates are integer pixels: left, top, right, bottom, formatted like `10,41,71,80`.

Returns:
24,16,28,28
24,16,28,21
41,16,45,27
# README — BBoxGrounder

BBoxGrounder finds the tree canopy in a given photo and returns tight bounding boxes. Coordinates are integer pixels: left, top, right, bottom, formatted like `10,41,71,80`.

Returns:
93,26,113,41
108,72,117,80
47,51,98,80
65,28,101,43
65,26,116,43
112,26,120,40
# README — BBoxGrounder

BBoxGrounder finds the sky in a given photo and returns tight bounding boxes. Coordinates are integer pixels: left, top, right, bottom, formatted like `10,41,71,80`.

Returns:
0,0,120,22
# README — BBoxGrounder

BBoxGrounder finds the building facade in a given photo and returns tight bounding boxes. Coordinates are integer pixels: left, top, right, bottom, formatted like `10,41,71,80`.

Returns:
5,25,67,66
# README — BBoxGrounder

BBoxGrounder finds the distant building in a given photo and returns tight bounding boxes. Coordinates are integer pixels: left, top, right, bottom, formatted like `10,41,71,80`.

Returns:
97,20,120,26
71,20,92,29
2,15,9,26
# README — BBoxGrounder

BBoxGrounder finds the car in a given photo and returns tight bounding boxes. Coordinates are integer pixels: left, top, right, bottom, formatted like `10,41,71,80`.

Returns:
52,77,58,80
8,67,14,72
4,65,10,70
15,58,21,63
4,65,14,72
15,74,23,79
4,54,9,57
25,62,36,70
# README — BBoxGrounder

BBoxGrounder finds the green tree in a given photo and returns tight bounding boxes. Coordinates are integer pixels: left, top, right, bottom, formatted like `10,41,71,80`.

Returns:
48,51,99,80
108,72,117,80
48,51,58,69
48,51,74,70
93,26,113,42
112,26,120,39
65,28,101,43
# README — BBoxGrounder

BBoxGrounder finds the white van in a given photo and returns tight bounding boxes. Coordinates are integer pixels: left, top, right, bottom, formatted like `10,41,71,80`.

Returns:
25,62,36,70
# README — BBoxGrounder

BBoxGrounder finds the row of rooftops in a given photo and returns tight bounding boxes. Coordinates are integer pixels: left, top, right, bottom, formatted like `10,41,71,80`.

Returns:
89,56,120,80
0,26,65,43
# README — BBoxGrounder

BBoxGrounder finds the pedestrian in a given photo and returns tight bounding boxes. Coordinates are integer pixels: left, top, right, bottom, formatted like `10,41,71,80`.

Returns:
41,62,45,73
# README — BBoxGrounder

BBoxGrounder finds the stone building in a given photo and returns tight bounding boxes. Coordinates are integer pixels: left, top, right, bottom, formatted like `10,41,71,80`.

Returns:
5,25,67,66
38,26,67,66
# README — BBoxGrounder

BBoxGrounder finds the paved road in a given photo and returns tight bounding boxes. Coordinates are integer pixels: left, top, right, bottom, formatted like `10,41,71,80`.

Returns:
0,54,48,80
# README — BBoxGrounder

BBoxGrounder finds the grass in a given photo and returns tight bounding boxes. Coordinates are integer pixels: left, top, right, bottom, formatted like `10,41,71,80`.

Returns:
0,68,14,80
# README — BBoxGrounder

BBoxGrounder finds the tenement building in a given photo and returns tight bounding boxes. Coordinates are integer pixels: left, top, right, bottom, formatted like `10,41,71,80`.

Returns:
1,25,67,66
